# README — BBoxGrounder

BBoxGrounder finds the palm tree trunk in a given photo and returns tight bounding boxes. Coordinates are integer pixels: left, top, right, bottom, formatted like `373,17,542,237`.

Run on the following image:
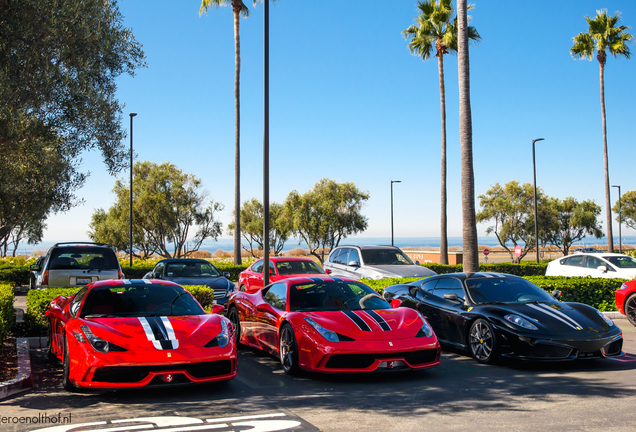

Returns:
233,7,242,265
457,0,479,273
599,61,614,253
438,53,448,265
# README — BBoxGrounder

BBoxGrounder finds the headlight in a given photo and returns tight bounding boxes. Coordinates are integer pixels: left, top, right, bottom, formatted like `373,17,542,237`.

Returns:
417,315,434,338
618,283,628,291
78,325,110,353
597,310,614,326
505,315,538,331
305,318,339,343
217,320,230,347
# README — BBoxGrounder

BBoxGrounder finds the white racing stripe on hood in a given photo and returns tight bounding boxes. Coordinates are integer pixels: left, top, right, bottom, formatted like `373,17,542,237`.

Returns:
527,303,583,330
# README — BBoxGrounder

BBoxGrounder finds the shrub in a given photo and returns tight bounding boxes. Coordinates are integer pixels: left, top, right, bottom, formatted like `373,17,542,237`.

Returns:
361,277,426,295
524,276,625,311
420,262,547,276
0,267,30,285
0,283,14,347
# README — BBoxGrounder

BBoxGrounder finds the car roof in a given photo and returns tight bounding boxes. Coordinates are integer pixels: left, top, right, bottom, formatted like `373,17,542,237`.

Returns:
424,272,520,281
157,258,211,264
334,245,400,250
275,275,359,285
563,253,624,258
89,279,181,288
256,257,317,262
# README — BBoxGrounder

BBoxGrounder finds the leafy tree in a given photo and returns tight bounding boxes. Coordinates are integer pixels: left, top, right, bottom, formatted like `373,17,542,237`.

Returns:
89,161,223,259
544,197,603,256
613,190,636,231
403,0,480,265
476,181,550,263
282,179,369,264
228,199,291,257
457,0,479,272
570,9,634,253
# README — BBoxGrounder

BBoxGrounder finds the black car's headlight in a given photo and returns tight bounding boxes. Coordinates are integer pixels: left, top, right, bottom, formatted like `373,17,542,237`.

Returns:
505,315,538,331
597,310,614,326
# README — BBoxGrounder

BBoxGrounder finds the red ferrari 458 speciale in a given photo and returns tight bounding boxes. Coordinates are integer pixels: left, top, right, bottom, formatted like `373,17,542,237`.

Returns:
46,279,237,391
227,276,441,375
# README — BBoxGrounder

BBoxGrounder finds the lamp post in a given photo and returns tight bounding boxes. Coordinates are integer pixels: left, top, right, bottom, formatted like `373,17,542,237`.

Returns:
612,184,622,253
391,180,401,246
263,0,270,286
129,113,137,267
532,138,544,263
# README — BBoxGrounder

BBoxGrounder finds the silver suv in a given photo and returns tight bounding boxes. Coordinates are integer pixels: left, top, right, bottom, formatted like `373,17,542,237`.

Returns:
31,242,123,289
323,245,437,280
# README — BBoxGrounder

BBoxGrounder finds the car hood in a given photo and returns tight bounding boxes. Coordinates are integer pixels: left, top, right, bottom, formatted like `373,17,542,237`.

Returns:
81,314,226,351
293,308,431,341
483,301,618,337
361,265,436,279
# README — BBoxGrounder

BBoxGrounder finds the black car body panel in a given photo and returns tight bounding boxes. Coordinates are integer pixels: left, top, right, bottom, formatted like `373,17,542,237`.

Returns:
383,272,623,362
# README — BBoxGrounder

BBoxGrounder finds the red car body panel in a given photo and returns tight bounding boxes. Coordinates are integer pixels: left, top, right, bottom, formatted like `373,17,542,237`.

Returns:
229,276,441,373
615,280,636,315
237,257,326,293
46,279,237,389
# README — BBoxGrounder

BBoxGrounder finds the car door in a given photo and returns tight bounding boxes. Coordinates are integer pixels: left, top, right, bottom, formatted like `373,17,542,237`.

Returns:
562,255,586,277
245,261,265,293
326,248,350,278
414,279,444,334
583,255,610,278
342,248,364,279
430,278,470,347
255,283,287,354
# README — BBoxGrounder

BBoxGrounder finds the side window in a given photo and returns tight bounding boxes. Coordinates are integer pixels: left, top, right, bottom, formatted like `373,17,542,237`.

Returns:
348,249,360,265
332,248,346,265
328,249,342,264
420,279,438,297
567,256,585,267
252,261,264,273
154,263,165,276
432,278,465,300
586,256,603,269
70,286,89,317
263,283,287,310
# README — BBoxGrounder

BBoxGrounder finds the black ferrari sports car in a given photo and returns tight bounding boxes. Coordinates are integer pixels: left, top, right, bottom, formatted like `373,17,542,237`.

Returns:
383,272,623,364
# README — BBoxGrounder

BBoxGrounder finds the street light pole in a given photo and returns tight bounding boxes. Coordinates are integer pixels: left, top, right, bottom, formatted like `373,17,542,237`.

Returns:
129,113,137,268
263,0,270,286
532,138,544,263
390,180,401,247
612,184,622,253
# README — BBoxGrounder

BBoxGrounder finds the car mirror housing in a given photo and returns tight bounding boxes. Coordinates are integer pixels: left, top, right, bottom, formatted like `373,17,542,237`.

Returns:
256,303,272,313
210,304,225,315
597,265,608,273
223,272,230,279
348,260,360,267
443,293,459,301
551,289,562,299
408,286,418,297
30,264,40,271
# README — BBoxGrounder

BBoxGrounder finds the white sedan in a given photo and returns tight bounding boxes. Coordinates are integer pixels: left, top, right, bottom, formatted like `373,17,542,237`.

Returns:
545,253,636,279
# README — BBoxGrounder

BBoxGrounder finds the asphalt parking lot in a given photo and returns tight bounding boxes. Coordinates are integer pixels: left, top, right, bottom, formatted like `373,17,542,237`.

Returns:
1,322,636,432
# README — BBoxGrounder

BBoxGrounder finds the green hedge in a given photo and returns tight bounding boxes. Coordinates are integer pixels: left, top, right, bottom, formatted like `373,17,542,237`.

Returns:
26,285,215,329
0,267,30,286
421,262,548,276
0,283,14,347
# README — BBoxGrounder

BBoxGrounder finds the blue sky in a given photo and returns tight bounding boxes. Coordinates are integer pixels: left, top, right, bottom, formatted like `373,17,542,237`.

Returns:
42,0,636,248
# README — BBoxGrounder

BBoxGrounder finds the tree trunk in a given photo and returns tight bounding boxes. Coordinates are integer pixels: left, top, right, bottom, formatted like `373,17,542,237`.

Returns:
599,60,613,253
233,7,242,265
457,0,479,273
438,53,448,265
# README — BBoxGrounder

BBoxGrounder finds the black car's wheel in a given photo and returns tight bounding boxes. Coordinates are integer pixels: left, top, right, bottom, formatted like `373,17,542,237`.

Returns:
625,294,636,327
46,320,57,361
469,319,498,364
279,324,300,375
228,306,242,344
62,337,79,392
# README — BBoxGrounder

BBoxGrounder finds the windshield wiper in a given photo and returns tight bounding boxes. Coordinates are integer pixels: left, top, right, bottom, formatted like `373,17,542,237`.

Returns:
84,314,118,318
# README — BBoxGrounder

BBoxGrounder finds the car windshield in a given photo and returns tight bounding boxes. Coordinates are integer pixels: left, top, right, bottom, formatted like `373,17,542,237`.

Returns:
49,247,119,270
166,262,221,278
276,260,325,275
289,280,390,311
604,256,636,269
466,277,555,305
360,249,414,266
80,285,205,317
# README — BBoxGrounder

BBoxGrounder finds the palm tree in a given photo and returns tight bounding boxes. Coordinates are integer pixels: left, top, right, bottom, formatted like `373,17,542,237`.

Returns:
403,0,480,265
200,0,253,265
456,0,478,273
570,9,633,254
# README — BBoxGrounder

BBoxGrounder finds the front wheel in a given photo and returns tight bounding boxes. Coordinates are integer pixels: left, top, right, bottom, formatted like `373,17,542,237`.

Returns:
228,306,242,344
469,319,499,364
625,294,636,327
279,324,300,375
62,338,80,392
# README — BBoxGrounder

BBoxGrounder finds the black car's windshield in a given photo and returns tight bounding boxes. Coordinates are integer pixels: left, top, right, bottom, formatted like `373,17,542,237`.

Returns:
166,262,221,278
289,280,390,311
80,285,205,317
466,278,555,305
360,249,414,266
276,260,325,275
605,255,636,269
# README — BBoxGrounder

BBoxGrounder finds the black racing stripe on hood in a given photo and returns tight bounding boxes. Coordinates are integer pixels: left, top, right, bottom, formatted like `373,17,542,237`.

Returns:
342,310,371,331
365,310,391,331
146,317,169,341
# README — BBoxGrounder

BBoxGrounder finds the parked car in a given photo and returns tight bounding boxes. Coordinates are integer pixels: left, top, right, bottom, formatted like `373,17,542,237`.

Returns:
31,242,123,289
227,276,440,375
29,256,44,290
574,247,600,253
323,245,436,280
383,272,623,364
615,280,636,327
545,253,636,279
45,279,236,391
237,257,326,293
143,258,235,307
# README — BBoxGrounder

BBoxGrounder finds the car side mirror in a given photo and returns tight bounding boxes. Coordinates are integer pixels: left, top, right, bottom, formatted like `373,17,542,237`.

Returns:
348,260,360,267
223,272,230,279
210,304,225,315
597,265,608,273
551,289,562,299
409,286,418,297
256,303,272,313
443,293,460,302
152,272,162,279
29,264,40,271
415,260,421,266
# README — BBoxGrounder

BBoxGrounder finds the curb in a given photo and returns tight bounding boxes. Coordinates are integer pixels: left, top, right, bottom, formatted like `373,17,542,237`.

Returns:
603,311,625,320
0,337,47,400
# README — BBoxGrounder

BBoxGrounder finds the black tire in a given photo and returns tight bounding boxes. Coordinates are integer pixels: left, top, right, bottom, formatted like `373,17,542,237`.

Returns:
62,337,79,392
625,294,636,327
240,285,247,292
279,324,300,375
228,306,242,345
469,319,499,364
47,320,57,361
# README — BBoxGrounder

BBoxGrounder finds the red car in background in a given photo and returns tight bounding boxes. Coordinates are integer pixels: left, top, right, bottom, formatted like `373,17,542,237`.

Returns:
616,280,636,326
237,257,326,293
46,279,237,391
227,276,441,375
